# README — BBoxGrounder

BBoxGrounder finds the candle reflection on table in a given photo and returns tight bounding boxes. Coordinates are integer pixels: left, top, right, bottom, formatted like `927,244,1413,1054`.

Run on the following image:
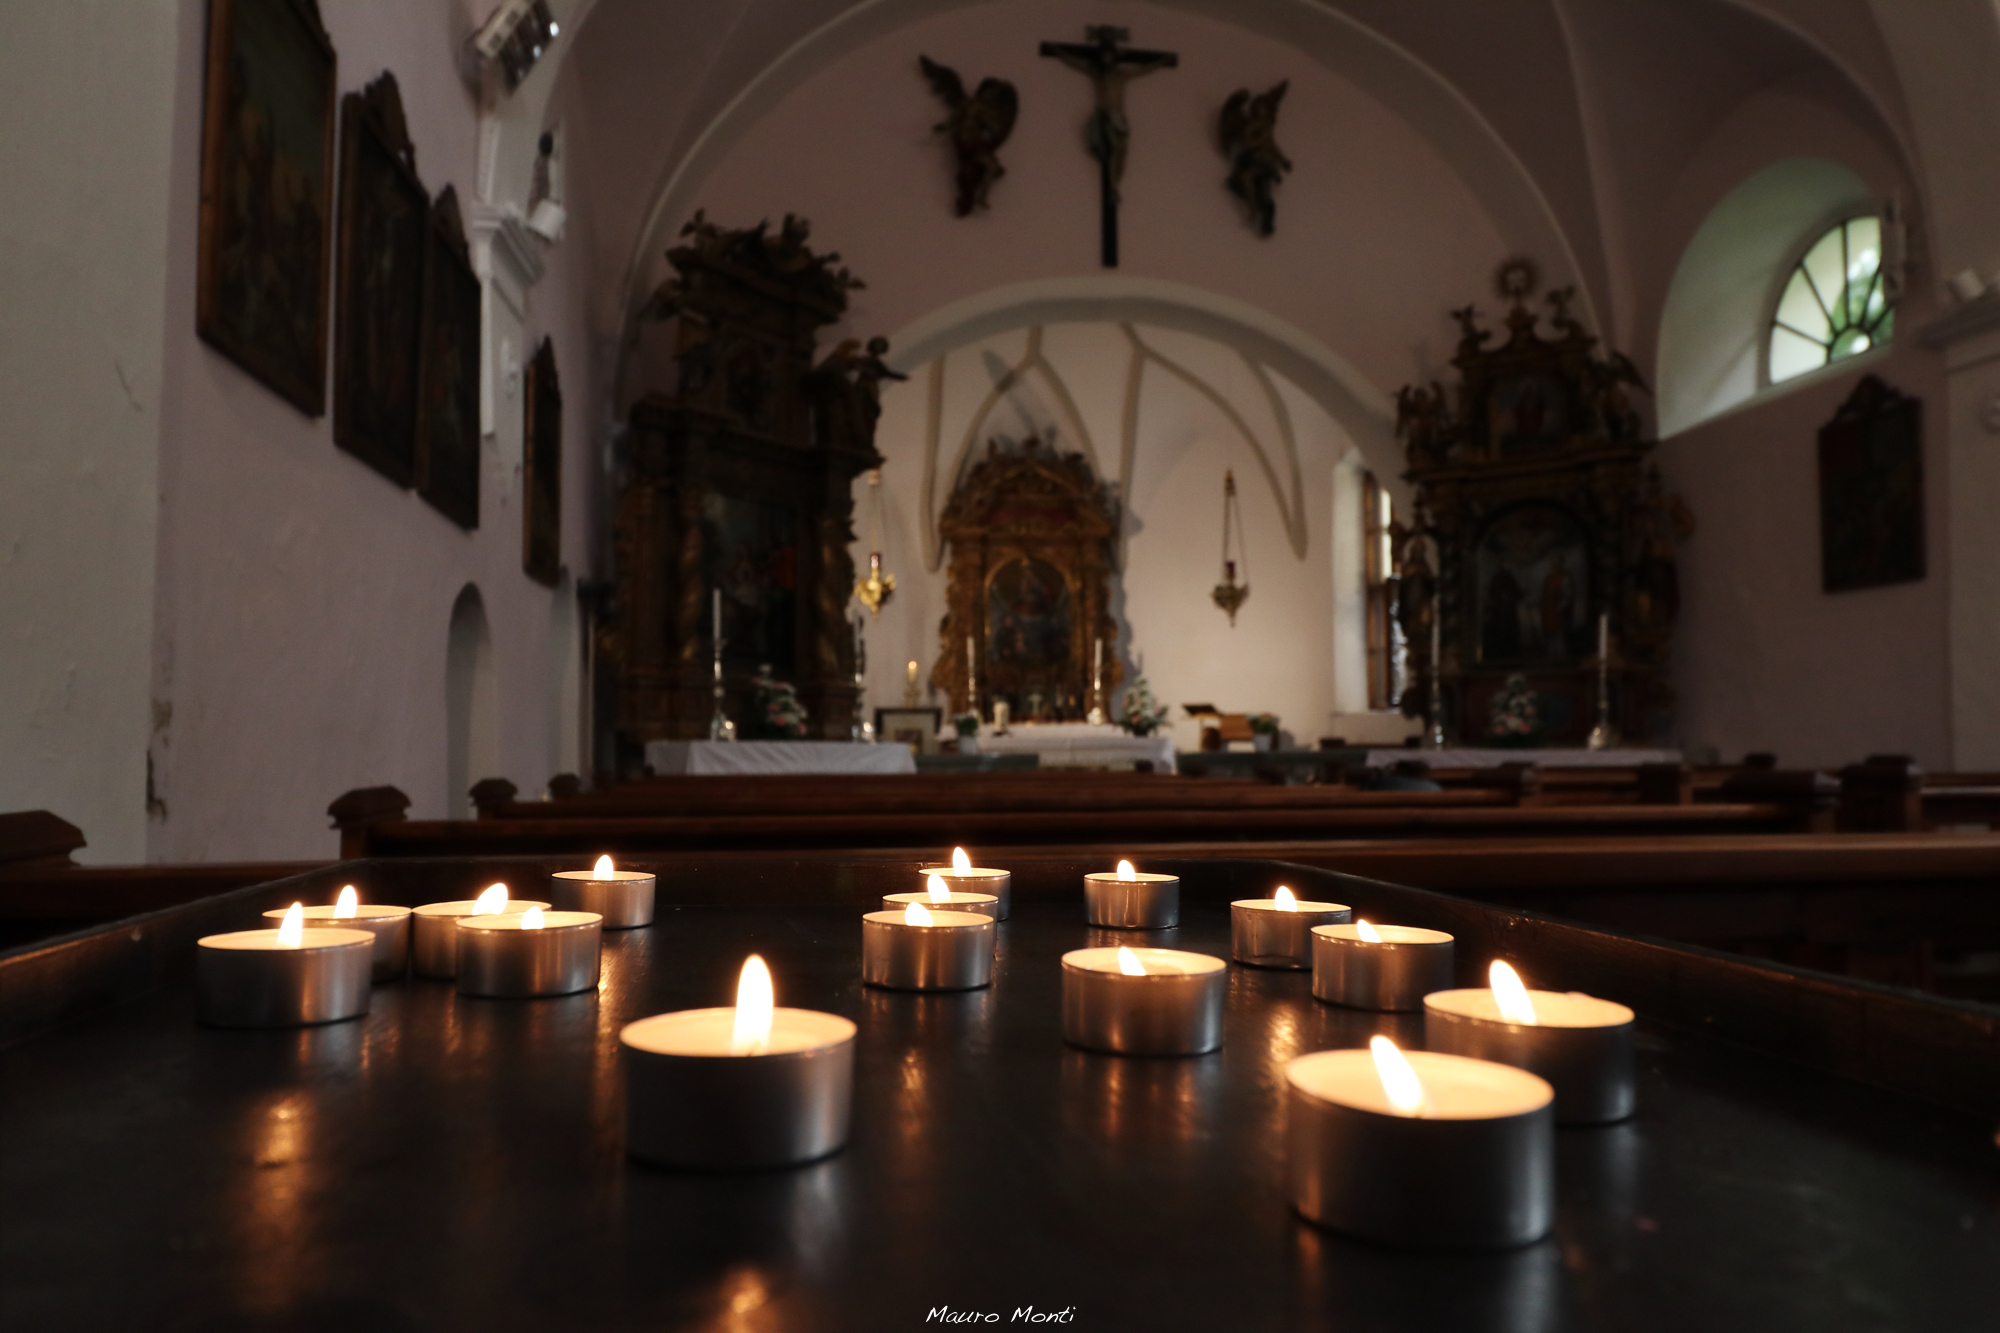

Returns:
1059,1046,1223,1161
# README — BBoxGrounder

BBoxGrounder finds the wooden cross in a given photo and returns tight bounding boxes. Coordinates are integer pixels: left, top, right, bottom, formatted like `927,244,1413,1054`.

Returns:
1039,26,1178,268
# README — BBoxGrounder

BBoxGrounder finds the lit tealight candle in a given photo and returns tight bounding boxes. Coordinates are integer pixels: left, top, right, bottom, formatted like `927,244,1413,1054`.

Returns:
1082,859,1181,930
551,853,655,929
411,884,552,978
621,955,858,1169
1310,919,1456,1011
262,885,410,981
456,903,604,998
197,902,374,1028
1230,885,1352,969
1285,1037,1555,1247
1061,945,1225,1055
884,870,999,921
922,846,1011,918
862,897,995,990
1423,961,1637,1123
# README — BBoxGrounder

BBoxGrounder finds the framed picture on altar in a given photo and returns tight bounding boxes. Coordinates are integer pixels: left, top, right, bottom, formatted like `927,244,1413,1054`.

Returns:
196,0,337,416
875,707,941,755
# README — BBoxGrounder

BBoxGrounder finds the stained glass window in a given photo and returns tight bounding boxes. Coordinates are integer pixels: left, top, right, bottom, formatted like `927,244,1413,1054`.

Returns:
1768,216,1893,384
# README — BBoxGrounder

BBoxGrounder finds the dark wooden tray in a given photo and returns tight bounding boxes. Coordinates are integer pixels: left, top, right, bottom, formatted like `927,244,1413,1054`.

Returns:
2,858,1994,1331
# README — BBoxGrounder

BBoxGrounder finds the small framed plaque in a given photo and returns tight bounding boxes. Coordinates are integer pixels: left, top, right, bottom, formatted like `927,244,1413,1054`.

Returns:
875,707,942,755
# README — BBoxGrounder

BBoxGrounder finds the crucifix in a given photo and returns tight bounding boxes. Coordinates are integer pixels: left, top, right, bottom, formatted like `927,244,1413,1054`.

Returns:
1039,25,1178,268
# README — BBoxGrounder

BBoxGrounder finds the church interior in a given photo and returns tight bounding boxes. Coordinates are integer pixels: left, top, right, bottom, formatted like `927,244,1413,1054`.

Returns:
3,1,1998,1327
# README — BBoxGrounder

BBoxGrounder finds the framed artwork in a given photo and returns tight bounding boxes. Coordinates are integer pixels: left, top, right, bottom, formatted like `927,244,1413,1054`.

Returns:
875,707,942,755
196,0,337,416
414,186,481,530
701,491,800,676
986,557,1073,676
333,73,428,487
523,339,562,585
1487,371,1571,455
1819,375,1924,593
1475,502,1592,666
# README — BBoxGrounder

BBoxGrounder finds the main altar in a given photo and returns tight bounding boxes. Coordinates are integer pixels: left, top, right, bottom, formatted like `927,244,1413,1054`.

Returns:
1394,261,1691,747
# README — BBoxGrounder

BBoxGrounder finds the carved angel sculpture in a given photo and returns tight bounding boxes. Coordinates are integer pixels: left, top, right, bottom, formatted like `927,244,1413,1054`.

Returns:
919,55,1019,217
1219,81,1292,236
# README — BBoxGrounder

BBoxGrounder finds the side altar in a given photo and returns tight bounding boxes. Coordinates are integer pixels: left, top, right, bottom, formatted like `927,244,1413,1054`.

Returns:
601,215,893,770
1394,261,1692,747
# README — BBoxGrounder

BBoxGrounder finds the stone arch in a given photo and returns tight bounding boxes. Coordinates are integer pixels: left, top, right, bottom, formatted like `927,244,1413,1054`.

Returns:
445,584,500,819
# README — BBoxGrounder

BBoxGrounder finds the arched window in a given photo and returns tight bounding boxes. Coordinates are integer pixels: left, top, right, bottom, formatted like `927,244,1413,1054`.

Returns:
1768,216,1893,384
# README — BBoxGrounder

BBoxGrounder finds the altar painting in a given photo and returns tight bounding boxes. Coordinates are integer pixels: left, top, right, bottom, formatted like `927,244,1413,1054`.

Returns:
1476,504,1591,665
701,492,797,676
986,558,1072,676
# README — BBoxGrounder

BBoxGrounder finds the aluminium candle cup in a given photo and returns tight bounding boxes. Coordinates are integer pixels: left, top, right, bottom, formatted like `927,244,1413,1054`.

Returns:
1285,1048,1555,1248
197,928,375,1028
861,910,994,990
925,866,1011,919
1311,924,1455,1011
881,890,1000,922
551,869,656,929
1061,947,1225,1055
621,1008,858,1169
263,904,409,982
455,911,604,998
410,899,551,978
1082,872,1180,929
1230,898,1352,969
1423,989,1638,1124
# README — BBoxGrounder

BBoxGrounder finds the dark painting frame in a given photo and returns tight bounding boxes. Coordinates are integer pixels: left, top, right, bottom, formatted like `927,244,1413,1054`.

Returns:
523,338,563,585
414,186,481,530
333,73,428,488
196,0,337,416
1474,501,1592,666
1819,375,1924,593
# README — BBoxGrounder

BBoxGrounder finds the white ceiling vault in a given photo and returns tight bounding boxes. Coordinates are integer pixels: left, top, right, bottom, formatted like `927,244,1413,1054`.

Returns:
492,0,1998,429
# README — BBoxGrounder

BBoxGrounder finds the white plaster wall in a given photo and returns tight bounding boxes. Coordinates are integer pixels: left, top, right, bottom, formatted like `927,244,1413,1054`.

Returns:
0,0,180,862
141,0,599,860
858,322,1355,753
1660,331,1950,769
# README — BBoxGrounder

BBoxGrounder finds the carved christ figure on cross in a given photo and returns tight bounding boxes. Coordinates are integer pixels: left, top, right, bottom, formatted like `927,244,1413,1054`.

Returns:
1039,25,1178,268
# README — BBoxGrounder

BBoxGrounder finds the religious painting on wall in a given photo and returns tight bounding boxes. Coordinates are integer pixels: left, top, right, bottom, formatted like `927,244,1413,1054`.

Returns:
333,73,429,488
414,186,480,531
986,558,1073,678
702,491,798,676
196,0,337,416
1475,503,1591,665
1818,375,1924,593
522,339,562,586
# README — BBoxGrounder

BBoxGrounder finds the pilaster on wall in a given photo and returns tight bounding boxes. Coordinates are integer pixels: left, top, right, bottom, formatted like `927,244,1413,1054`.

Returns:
468,203,547,503
1922,300,2000,768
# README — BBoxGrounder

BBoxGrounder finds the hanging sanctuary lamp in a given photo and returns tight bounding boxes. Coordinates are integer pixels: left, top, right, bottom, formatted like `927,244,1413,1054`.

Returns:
1211,470,1250,626
852,469,897,617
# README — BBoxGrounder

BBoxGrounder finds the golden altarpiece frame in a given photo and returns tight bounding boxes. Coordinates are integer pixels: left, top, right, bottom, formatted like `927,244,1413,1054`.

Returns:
931,437,1123,722
1394,262,1691,746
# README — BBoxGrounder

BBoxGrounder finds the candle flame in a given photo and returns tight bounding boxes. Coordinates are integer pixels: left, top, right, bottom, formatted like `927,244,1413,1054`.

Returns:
1355,918,1383,942
905,901,934,926
593,854,615,880
1489,960,1538,1024
732,955,774,1055
1370,1036,1428,1117
1117,946,1147,976
1274,886,1298,912
926,873,952,903
333,885,358,918
277,903,304,948
951,846,972,874
1116,860,1136,881
520,906,545,930
473,883,508,914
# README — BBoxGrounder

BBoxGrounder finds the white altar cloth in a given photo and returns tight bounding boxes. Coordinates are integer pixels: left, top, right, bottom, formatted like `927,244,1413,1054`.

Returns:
1364,747,1681,769
644,740,917,776
976,723,1177,772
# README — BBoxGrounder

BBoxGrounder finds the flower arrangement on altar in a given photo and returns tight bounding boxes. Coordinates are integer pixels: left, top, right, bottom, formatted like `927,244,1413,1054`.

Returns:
1247,713,1280,738
1487,673,1540,747
1118,677,1170,736
745,664,810,739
